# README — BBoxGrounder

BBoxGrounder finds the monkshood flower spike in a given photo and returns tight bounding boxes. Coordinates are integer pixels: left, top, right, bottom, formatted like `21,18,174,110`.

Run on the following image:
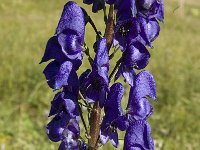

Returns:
41,0,164,149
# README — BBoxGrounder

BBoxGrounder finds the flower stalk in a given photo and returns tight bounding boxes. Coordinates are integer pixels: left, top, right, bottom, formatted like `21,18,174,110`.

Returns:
88,5,114,150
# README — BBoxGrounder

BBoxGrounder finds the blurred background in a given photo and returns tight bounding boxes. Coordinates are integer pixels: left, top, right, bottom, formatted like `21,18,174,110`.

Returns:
0,0,200,149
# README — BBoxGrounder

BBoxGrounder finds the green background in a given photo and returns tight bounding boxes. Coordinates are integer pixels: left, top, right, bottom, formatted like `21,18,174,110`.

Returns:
0,0,199,149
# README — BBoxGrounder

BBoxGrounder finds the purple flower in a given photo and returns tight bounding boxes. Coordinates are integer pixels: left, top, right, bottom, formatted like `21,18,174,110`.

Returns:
114,0,163,50
58,119,80,150
43,60,78,90
127,70,156,105
115,17,160,50
122,71,156,149
83,0,105,13
127,97,153,121
100,83,127,148
84,38,109,108
48,89,79,118
47,112,80,149
123,120,154,150
46,112,70,142
126,70,156,119
115,18,140,50
136,17,160,47
40,2,85,68
137,0,164,22
56,1,85,41
115,42,150,86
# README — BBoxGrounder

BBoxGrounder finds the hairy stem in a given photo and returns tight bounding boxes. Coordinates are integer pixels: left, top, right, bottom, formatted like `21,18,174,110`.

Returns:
104,4,114,50
88,102,101,150
88,5,114,150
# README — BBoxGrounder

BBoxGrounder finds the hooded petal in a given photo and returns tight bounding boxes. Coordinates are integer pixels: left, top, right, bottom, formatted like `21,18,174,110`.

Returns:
128,97,153,120
128,70,156,106
56,1,85,42
115,0,137,20
148,0,164,22
105,83,124,116
123,42,150,69
145,19,160,42
46,112,70,142
115,65,136,86
138,17,160,45
49,92,64,117
48,86,79,117
64,119,80,139
60,119,80,150
93,38,109,68
43,61,77,90
40,36,65,64
63,94,79,118
123,120,154,150
58,30,83,55
156,0,164,22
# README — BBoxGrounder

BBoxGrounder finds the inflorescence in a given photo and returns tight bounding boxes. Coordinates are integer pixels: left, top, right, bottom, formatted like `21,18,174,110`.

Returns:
40,0,164,149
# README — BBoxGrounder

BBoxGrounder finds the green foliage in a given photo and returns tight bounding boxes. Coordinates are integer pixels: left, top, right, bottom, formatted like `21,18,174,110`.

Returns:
0,0,199,149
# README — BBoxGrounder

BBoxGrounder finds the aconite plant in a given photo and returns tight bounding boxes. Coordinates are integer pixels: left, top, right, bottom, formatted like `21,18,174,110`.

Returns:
40,0,164,149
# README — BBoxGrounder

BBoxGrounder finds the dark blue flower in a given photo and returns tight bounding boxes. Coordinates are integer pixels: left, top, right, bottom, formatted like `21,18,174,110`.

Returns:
123,120,154,150
126,71,156,118
83,0,105,13
137,0,164,22
115,17,160,50
115,42,150,86
122,71,156,150
114,0,163,50
48,89,79,118
43,60,78,90
58,119,80,150
136,17,160,47
40,1,85,70
115,18,140,50
127,70,156,105
100,83,127,148
56,1,85,41
127,97,153,121
46,112,70,142
84,38,109,108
